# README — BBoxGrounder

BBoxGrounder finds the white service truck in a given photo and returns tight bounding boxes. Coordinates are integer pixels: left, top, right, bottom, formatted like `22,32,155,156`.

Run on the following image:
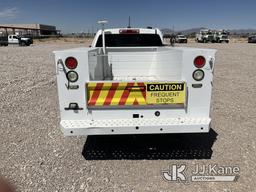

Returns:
8,35,33,46
54,27,216,136
214,30,229,43
196,29,215,43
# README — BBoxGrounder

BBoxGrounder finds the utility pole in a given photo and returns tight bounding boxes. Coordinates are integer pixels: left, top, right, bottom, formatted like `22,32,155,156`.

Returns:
128,16,131,28
91,25,94,36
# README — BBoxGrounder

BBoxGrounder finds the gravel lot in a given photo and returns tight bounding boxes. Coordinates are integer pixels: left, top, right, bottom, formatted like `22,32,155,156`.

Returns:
0,42,255,191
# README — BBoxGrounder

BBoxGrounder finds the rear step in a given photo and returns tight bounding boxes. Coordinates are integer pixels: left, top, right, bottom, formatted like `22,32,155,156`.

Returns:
61,117,210,136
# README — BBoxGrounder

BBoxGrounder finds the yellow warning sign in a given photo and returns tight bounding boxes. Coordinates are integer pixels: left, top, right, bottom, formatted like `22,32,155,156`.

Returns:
146,83,186,104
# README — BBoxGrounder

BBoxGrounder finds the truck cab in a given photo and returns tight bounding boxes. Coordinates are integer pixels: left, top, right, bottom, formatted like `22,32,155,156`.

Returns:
54,27,216,136
8,35,20,44
91,28,164,47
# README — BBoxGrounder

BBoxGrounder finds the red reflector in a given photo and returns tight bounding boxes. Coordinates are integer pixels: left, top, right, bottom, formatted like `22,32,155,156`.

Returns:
119,29,139,34
65,57,78,69
194,56,206,68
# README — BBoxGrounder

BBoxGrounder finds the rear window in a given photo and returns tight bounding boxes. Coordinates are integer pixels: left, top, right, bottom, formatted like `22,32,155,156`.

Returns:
95,34,163,47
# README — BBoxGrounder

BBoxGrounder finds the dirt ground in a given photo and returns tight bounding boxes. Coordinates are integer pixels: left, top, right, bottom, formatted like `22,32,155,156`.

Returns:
0,41,255,192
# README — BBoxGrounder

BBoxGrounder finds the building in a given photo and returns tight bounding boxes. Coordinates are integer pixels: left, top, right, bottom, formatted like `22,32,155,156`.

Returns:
0,24,60,37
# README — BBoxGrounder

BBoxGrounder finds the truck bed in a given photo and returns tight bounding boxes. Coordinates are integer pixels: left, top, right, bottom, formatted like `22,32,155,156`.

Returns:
54,46,216,136
88,47,183,81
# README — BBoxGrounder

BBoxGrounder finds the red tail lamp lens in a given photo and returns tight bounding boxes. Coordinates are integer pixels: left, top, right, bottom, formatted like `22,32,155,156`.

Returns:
65,57,78,69
194,56,206,68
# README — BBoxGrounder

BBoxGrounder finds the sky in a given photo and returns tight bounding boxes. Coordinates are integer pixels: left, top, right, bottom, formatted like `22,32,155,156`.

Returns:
0,0,256,33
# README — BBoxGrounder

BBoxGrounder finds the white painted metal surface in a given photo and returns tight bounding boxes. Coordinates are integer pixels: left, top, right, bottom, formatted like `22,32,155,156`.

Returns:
54,28,216,136
61,117,211,136
8,35,19,44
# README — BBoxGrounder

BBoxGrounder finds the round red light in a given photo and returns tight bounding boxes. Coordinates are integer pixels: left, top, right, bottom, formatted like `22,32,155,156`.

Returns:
65,57,78,69
194,56,206,68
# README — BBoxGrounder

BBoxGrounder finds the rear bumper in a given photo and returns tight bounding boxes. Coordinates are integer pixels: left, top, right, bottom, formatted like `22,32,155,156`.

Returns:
177,39,187,43
60,117,211,136
248,39,256,43
219,39,229,42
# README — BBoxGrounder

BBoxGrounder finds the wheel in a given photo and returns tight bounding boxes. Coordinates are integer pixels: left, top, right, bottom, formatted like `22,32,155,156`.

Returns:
21,41,26,46
203,39,207,43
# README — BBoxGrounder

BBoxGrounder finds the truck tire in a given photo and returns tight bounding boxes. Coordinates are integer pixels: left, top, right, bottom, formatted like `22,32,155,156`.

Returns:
203,39,207,43
21,41,26,46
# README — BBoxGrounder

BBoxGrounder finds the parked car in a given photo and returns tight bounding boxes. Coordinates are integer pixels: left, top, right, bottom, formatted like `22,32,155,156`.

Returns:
248,35,256,43
175,35,187,43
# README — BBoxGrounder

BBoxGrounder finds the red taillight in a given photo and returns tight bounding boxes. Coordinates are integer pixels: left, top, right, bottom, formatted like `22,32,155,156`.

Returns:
119,29,139,34
194,56,206,68
65,57,78,69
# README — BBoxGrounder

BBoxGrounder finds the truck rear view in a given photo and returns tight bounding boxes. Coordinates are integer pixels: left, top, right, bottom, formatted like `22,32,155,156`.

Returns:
54,28,216,136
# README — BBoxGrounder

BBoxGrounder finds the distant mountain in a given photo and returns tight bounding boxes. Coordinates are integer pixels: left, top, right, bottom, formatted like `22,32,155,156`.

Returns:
178,27,206,35
228,29,256,34
161,27,256,35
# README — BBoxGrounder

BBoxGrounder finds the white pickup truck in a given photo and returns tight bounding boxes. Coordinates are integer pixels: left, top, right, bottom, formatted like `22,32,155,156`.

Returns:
54,28,216,136
8,35,33,46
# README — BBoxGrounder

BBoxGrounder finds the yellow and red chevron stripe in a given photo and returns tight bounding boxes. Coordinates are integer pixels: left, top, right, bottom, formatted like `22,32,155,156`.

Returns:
87,82,146,106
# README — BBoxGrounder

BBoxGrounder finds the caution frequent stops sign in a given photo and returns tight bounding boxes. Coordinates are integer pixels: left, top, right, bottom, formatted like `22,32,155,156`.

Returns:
146,83,186,104
87,82,186,107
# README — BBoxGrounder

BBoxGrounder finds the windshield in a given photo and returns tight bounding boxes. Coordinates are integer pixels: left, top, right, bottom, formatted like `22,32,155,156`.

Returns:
95,34,163,47
178,35,185,38
202,31,213,35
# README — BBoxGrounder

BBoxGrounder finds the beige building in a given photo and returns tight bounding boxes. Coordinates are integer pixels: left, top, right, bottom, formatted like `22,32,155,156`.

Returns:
0,24,59,36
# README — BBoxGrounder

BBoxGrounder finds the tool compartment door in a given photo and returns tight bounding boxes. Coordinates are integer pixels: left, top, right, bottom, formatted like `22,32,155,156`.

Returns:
87,82,186,108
